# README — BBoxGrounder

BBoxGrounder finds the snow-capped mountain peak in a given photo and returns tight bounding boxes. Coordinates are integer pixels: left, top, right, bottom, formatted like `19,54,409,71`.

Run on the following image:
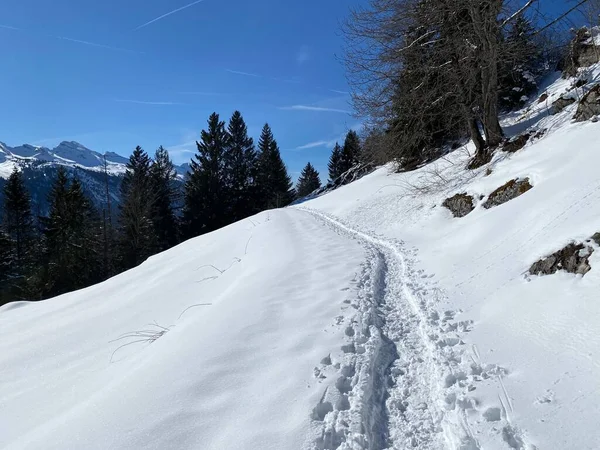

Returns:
0,140,189,178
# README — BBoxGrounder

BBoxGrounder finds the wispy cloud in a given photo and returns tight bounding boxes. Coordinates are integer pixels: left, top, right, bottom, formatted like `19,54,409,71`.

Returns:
57,36,142,53
330,89,350,95
296,45,310,65
296,123,363,150
114,99,186,106
226,69,263,78
1,23,140,53
296,140,337,150
279,105,351,114
135,0,206,30
178,91,224,96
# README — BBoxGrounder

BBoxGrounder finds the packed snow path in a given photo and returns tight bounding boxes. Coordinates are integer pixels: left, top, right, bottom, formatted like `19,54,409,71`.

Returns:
297,208,536,450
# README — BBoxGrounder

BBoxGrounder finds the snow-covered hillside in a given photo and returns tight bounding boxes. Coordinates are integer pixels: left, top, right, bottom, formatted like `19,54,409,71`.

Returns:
2,69,600,450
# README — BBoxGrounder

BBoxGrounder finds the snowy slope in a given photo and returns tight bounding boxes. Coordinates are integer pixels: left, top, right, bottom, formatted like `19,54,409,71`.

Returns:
2,68,600,450
0,210,366,450
299,71,600,449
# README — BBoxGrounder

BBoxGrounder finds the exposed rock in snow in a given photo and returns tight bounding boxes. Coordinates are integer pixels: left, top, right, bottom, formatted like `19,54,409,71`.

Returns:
551,95,576,115
442,193,474,218
575,84,600,122
483,178,533,209
529,243,594,276
563,27,600,77
502,132,530,153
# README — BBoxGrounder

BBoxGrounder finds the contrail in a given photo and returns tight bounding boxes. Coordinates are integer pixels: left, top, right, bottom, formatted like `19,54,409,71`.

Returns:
280,105,351,114
57,37,142,53
135,0,206,30
114,99,185,105
226,69,262,78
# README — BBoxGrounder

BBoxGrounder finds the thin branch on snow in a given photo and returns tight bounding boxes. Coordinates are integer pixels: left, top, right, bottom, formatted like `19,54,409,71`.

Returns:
178,303,213,320
109,322,172,362
245,235,253,255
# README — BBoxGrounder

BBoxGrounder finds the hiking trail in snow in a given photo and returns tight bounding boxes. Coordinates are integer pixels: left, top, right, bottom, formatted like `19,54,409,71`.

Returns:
298,207,537,450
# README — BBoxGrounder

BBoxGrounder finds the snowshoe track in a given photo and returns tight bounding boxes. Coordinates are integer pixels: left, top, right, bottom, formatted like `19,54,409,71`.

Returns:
300,208,536,450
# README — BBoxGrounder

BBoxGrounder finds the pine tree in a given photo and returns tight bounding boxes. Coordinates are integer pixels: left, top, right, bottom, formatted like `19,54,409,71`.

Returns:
224,111,257,221
0,230,14,305
296,162,322,198
40,168,102,297
67,177,103,288
255,124,295,209
2,167,35,284
151,146,179,251
328,143,343,181
119,146,156,269
340,130,361,174
499,16,542,110
183,113,230,237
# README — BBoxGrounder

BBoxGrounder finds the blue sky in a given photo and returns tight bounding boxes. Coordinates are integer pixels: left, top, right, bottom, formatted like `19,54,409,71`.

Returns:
0,0,581,180
0,0,367,179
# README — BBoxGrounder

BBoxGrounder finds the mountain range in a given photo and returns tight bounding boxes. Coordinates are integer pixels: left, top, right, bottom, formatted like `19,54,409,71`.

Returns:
0,141,189,214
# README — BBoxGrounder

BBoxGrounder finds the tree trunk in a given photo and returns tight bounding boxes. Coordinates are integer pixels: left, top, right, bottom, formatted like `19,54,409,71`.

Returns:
481,49,504,147
471,0,504,147
467,117,486,154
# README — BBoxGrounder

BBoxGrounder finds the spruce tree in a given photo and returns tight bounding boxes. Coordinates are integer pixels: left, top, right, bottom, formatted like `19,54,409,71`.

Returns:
224,111,257,221
0,230,14,305
255,124,295,209
118,146,156,269
183,113,230,237
340,130,361,174
499,16,542,110
67,177,103,288
328,143,343,181
296,163,322,198
151,146,179,251
2,167,35,283
43,167,71,294
41,169,101,297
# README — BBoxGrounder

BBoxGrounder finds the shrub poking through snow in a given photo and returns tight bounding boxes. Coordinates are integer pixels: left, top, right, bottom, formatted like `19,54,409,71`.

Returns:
529,243,594,276
109,322,172,362
592,233,600,246
483,178,532,209
574,85,600,122
442,193,475,218
502,133,531,153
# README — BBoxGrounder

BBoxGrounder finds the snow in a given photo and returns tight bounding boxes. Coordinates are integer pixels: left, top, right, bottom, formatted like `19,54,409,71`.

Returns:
0,211,366,450
3,67,600,449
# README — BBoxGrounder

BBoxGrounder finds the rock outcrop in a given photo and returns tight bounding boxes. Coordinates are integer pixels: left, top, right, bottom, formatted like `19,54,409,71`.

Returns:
483,178,533,209
442,193,474,218
574,84,600,122
529,243,594,276
502,133,530,153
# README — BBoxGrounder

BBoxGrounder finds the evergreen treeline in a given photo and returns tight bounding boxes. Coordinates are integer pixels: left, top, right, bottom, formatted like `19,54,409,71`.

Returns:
0,111,298,305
